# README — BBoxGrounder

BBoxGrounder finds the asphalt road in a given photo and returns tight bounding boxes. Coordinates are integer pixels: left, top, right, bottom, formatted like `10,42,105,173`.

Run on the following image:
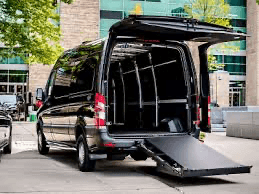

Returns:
0,122,258,194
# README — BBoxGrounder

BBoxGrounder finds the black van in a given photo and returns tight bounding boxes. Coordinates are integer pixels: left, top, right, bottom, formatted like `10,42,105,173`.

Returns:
36,15,251,177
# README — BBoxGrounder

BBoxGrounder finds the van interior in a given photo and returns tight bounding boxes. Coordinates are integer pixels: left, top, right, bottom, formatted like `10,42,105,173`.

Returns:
106,42,190,136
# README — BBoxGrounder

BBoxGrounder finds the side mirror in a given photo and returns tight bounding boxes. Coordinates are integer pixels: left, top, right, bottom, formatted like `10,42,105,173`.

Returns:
36,88,44,100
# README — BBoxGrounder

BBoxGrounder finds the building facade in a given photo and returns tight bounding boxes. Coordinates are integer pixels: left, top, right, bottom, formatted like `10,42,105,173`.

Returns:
99,0,247,107
246,0,259,105
0,0,250,107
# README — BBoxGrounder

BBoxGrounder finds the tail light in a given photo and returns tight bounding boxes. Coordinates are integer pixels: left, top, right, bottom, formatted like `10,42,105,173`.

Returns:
36,100,43,108
94,93,106,128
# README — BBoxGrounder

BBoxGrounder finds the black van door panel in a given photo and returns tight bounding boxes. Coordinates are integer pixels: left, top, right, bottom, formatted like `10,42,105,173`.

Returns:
68,100,95,143
50,105,71,142
111,15,246,44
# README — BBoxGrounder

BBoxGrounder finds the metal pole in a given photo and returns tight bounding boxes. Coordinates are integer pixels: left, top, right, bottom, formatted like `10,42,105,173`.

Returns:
216,72,218,105
7,69,9,93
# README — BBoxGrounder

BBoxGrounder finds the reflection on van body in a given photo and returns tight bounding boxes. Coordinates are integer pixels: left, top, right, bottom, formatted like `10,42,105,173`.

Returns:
35,15,251,177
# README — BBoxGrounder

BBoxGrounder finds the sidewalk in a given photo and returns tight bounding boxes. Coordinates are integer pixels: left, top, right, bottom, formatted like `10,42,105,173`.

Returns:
1,123,258,193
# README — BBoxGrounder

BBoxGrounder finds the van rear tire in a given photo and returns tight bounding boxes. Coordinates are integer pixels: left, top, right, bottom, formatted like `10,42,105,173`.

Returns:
77,134,96,172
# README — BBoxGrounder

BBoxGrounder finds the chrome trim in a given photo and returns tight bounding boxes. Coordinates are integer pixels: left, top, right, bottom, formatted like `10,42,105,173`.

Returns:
89,154,107,160
84,125,96,129
51,124,69,128
47,141,76,149
42,124,52,128
40,101,92,115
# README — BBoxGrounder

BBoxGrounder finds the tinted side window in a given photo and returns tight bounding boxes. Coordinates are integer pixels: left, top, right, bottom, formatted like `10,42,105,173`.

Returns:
70,58,96,94
53,68,72,97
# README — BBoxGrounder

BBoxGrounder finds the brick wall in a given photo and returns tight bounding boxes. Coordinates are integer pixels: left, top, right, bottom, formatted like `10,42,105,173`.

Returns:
29,0,100,99
60,0,100,50
29,64,53,102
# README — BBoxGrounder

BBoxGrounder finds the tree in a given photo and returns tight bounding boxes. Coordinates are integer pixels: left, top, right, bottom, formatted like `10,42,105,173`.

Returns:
257,0,259,4
0,0,73,65
184,0,234,71
184,0,231,27
208,55,224,72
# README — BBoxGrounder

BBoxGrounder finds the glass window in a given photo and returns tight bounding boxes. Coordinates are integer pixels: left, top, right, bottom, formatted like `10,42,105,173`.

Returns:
0,70,8,74
9,85,14,93
53,68,72,97
8,56,25,64
9,74,27,83
100,10,123,19
9,70,28,74
146,0,161,2
230,19,246,27
224,64,246,74
0,75,8,82
17,85,23,93
0,57,8,64
215,55,246,64
0,85,7,93
171,7,187,17
70,58,96,94
226,0,246,7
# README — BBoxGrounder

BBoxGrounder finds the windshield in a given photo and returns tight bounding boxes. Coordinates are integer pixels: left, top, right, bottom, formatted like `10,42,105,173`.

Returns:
0,95,17,104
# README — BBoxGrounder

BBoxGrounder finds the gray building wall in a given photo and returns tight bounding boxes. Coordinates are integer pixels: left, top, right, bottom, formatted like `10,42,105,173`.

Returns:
246,0,259,105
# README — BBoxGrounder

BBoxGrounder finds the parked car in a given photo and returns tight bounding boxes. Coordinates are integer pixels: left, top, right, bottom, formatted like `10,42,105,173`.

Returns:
35,15,251,177
0,94,24,121
0,105,12,154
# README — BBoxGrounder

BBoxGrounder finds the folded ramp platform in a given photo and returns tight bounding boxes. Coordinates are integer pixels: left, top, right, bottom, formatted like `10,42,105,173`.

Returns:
138,135,251,177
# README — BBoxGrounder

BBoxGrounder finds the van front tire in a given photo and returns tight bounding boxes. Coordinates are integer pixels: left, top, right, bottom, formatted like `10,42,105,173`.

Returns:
37,130,49,155
77,134,96,172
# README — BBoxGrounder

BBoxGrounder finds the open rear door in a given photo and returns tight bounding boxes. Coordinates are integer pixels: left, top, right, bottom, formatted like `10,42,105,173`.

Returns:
107,16,250,177
138,135,251,177
111,15,246,43
109,15,247,133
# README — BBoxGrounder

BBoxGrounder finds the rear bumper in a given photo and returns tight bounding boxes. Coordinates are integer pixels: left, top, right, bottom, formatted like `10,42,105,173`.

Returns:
99,131,186,149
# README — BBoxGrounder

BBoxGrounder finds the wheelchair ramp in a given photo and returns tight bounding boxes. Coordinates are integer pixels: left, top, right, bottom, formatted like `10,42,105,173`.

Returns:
138,135,251,177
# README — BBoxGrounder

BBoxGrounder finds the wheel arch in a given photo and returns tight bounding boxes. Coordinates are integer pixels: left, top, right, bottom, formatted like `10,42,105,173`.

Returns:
75,124,86,141
36,118,43,133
